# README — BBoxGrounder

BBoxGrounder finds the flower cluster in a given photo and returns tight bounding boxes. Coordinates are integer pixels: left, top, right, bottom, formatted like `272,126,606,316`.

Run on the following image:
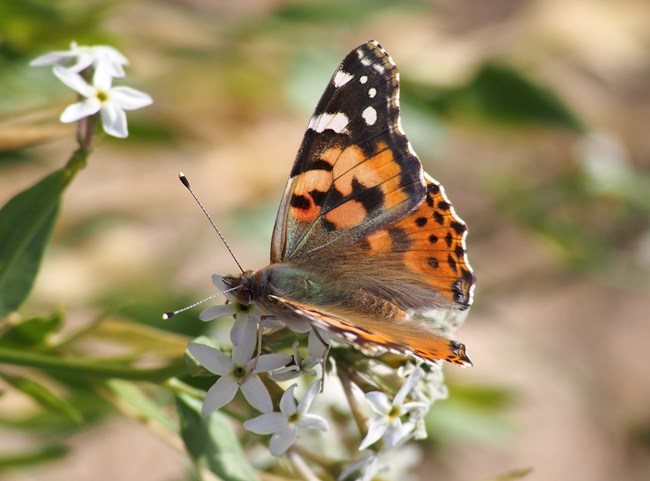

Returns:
31,42,152,138
186,275,459,480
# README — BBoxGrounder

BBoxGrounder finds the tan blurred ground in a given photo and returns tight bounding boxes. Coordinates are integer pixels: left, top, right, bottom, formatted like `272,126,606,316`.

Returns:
1,0,649,480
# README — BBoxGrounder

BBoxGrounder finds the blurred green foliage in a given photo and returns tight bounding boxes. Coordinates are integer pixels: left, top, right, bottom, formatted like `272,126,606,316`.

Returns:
1,0,649,480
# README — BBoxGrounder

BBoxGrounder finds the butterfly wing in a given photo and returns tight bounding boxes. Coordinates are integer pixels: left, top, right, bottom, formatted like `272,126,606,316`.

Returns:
271,40,426,262
263,41,475,365
270,295,472,366
350,172,476,311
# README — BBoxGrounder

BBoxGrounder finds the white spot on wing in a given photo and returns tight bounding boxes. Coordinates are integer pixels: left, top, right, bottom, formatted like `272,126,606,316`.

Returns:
373,63,385,73
360,75,368,84
308,112,349,133
362,106,377,126
368,87,376,98
333,70,353,87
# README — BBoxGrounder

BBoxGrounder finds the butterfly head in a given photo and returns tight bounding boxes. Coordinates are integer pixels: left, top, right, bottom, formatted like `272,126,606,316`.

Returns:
222,270,256,305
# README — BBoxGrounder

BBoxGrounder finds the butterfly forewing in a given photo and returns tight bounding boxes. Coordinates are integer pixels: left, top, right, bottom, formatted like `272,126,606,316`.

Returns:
271,41,426,262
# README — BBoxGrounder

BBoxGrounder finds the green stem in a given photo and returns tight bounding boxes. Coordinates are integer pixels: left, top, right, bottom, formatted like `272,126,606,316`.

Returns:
0,347,186,382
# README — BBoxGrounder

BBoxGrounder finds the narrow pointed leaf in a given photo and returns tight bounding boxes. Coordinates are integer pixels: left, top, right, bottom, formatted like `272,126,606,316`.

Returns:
0,169,66,317
1,373,83,424
176,393,259,481
0,310,62,348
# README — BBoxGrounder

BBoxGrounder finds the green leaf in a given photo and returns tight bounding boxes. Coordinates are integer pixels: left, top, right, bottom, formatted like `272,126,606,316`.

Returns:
1,373,83,424
106,379,177,433
176,392,259,481
411,63,584,132
0,445,68,470
0,310,62,348
0,168,66,317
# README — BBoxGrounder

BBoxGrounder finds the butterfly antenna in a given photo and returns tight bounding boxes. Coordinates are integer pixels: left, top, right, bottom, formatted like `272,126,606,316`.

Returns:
178,172,245,274
162,285,240,319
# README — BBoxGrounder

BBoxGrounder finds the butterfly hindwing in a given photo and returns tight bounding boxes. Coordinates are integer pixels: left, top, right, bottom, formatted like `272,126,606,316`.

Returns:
271,41,426,262
350,172,476,310
270,295,472,366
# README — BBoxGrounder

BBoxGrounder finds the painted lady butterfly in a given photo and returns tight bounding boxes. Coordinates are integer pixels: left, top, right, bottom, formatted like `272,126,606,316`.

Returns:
222,41,475,366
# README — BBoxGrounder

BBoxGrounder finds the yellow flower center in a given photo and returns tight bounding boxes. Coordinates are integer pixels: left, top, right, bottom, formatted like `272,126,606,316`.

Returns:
388,405,401,420
96,90,109,103
232,365,247,381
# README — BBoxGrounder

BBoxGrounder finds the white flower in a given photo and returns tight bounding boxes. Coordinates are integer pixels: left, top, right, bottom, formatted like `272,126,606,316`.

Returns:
244,381,329,456
53,63,152,138
359,367,428,450
188,341,291,415
31,41,129,77
338,452,380,481
200,275,266,347
340,445,421,481
271,329,329,382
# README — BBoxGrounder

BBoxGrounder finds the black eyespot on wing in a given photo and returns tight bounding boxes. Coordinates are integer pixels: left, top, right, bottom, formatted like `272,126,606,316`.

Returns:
427,256,439,269
290,194,311,210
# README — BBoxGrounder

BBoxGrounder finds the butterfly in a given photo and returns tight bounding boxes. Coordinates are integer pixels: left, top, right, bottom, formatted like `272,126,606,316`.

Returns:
222,40,476,366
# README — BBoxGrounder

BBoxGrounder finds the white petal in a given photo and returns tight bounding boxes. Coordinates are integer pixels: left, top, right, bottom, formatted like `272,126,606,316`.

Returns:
70,54,94,73
94,45,129,63
279,385,298,417
308,329,328,359
384,421,415,449
211,274,229,292
364,391,391,415
254,353,291,373
359,418,389,450
93,46,129,77
270,425,298,456
297,380,321,415
243,412,287,434
401,401,428,414
100,103,128,138
338,453,378,481
298,413,329,431
110,86,153,110
92,60,113,90
202,376,238,415
241,375,273,413
187,343,231,375
232,334,255,366
394,367,422,406
53,67,94,96
30,51,76,66
199,304,237,321
230,312,257,347
59,98,101,123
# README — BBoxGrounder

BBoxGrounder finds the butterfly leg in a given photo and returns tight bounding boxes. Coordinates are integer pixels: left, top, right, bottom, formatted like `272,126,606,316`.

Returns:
311,327,330,392
243,315,272,383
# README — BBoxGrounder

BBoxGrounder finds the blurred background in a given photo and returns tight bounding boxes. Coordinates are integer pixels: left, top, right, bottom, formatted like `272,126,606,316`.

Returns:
1,0,649,480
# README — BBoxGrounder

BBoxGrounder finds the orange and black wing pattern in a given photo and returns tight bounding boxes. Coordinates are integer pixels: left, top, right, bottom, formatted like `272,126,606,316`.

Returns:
271,41,426,262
